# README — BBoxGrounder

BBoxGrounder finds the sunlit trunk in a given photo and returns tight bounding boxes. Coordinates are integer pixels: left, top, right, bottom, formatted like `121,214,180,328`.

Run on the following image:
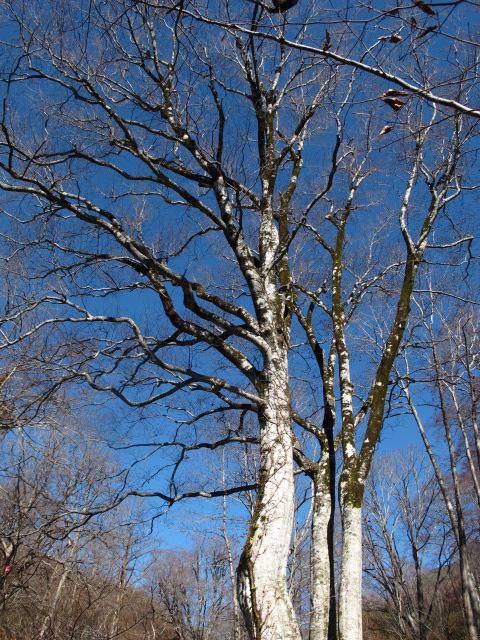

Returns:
310,475,332,640
338,503,362,640
237,352,300,640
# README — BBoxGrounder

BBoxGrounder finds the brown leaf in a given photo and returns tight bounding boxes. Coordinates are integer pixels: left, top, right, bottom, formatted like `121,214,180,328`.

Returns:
381,97,405,111
380,89,410,98
322,31,332,51
411,17,418,29
380,33,403,43
379,125,393,136
413,0,435,15
417,25,437,38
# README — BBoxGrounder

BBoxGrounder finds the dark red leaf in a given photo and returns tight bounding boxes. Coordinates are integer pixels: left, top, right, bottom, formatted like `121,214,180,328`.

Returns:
417,25,437,38
381,97,405,111
380,89,410,98
414,0,435,15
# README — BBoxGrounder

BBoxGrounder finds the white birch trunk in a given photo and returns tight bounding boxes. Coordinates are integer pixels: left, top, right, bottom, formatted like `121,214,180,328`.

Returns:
237,355,301,640
339,504,362,640
38,565,70,640
310,477,331,640
39,534,79,640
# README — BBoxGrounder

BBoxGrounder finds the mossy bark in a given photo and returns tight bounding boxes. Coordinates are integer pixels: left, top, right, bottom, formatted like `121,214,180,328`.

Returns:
237,354,301,640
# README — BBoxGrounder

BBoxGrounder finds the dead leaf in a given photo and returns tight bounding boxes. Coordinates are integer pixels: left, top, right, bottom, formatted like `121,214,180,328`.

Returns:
413,0,435,15
322,31,332,51
381,97,405,111
379,125,393,136
417,25,437,38
380,89,410,98
390,33,403,43
411,17,417,29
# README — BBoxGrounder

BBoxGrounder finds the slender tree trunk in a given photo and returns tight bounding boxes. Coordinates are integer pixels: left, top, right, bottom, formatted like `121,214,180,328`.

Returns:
39,534,79,640
411,542,427,640
298,327,337,640
109,535,132,639
310,471,334,640
222,483,241,640
237,354,300,640
459,550,480,640
432,346,480,640
407,388,480,640
338,503,362,640
38,563,70,640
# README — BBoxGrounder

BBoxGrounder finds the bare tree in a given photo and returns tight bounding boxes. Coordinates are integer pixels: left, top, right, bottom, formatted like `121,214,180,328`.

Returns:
181,0,480,120
150,541,234,640
399,296,480,640
364,450,452,640
0,2,477,640
0,413,138,637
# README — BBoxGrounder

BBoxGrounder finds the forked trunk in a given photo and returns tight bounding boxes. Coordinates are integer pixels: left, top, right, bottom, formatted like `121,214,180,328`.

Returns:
338,503,362,640
237,354,300,640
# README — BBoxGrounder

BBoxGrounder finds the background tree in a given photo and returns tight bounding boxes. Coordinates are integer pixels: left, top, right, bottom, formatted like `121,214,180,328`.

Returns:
398,295,480,640
149,540,237,640
363,450,452,640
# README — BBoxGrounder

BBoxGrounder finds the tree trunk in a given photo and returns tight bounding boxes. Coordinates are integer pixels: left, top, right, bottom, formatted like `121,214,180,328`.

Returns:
310,473,332,640
109,534,133,639
237,355,300,640
408,388,480,640
39,535,79,640
411,542,427,640
338,503,362,640
223,490,241,640
460,554,480,640
38,563,70,640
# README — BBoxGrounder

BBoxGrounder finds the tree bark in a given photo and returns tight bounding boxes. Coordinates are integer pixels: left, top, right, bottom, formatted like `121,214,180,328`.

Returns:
237,354,301,640
38,564,70,640
108,534,132,640
38,534,79,640
338,503,362,640
222,474,241,640
460,553,480,640
411,541,427,640
310,471,334,640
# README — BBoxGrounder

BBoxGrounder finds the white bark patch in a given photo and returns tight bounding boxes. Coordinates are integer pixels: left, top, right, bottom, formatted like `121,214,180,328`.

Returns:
310,480,331,640
345,443,356,459
339,505,362,640
239,354,301,640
